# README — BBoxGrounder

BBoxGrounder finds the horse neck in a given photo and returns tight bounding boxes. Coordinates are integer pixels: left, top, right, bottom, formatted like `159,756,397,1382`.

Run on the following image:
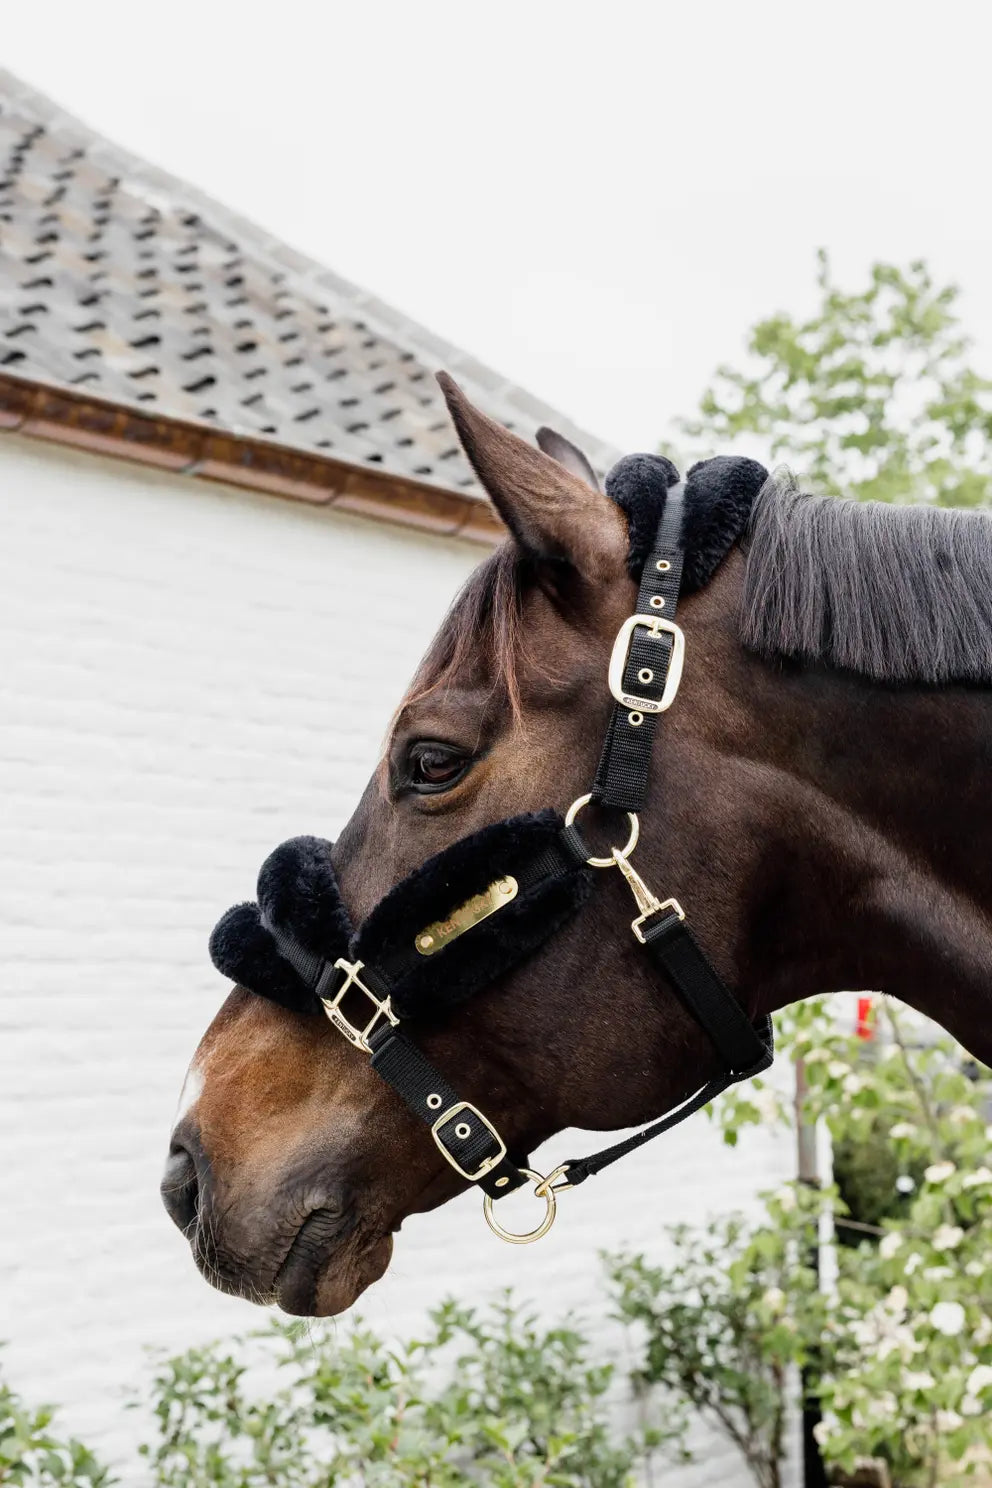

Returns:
638,569,992,1065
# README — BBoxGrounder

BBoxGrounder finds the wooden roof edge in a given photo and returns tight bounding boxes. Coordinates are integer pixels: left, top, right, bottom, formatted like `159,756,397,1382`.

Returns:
0,372,505,547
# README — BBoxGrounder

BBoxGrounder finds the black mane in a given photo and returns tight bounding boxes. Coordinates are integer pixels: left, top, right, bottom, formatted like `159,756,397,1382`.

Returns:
741,473,992,685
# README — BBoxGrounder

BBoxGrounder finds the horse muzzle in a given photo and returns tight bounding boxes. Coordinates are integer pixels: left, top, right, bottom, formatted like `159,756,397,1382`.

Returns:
160,1120,390,1316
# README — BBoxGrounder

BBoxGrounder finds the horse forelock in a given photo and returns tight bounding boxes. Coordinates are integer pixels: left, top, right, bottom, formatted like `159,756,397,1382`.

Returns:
403,542,531,717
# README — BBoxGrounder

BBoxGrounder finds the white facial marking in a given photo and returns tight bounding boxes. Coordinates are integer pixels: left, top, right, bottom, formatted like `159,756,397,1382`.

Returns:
174,1063,204,1126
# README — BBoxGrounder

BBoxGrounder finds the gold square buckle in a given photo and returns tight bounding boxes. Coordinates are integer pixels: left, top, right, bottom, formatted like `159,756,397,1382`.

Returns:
431,1100,508,1182
631,897,685,944
320,958,399,1052
608,614,686,714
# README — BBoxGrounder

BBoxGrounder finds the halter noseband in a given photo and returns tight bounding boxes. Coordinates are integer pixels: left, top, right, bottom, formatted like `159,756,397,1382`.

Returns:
210,466,774,1244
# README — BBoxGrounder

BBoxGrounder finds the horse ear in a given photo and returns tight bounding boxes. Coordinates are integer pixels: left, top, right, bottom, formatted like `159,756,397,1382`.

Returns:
535,426,601,492
437,373,626,585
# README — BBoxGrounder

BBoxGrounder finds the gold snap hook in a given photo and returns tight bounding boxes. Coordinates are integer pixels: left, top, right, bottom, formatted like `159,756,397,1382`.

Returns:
483,1168,558,1245
533,1164,574,1198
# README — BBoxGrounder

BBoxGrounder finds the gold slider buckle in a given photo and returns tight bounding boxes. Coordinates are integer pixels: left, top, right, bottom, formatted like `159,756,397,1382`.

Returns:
431,1101,508,1183
608,614,686,714
612,849,685,943
320,958,399,1053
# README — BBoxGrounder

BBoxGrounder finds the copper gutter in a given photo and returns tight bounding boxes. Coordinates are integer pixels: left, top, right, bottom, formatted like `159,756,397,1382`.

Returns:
0,373,504,546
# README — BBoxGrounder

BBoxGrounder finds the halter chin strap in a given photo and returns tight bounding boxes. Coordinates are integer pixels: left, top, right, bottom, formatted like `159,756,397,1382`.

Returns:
212,483,773,1244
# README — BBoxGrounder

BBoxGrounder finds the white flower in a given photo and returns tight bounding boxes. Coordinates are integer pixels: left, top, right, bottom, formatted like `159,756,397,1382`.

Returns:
966,1364,992,1397
879,1232,903,1260
754,1088,780,1122
802,1048,830,1065
974,1316,992,1346
962,1166,992,1189
843,1073,864,1096
903,1370,935,1391
930,1301,966,1336
905,1252,923,1275
932,1224,964,1251
936,1409,963,1432
827,1059,850,1079
885,1285,909,1314
774,1186,797,1213
924,1161,956,1184
949,1106,978,1125
813,1420,831,1446
962,1394,983,1417
891,1121,917,1139
924,1265,954,1282
878,1326,920,1361
763,1287,786,1313
965,1260,985,1278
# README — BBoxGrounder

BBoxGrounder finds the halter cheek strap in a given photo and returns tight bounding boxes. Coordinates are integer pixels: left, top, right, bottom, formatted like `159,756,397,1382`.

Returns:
215,484,774,1244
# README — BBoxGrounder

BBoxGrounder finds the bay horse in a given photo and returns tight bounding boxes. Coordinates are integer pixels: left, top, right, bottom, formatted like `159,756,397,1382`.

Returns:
162,375,992,1316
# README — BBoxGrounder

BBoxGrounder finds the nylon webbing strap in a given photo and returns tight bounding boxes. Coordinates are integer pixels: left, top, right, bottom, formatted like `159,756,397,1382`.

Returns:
639,909,770,1073
593,486,685,811
367,1026,528,1198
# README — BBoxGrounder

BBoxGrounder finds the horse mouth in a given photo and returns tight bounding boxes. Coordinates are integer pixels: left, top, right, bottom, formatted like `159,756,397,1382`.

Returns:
272,1207,392,1317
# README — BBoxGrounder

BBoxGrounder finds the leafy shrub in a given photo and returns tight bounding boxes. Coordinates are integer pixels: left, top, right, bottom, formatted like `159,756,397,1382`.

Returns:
140,1294,647,1487
607,1189,827,1488
0,1368,112,1486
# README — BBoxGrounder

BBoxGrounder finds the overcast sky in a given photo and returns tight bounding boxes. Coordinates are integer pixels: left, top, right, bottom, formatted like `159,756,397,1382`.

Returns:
5,2,992,452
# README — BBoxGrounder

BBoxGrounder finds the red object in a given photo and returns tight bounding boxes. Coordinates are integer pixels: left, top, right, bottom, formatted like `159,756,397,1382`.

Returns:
856,995,876,1040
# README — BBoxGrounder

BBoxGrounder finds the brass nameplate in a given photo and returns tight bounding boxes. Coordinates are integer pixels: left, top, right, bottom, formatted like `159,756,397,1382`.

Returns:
414,876,518,956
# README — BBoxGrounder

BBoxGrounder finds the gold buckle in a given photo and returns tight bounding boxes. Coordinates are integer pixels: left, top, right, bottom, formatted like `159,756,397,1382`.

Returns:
431,1101,508,1182
608,614,686,714
320,958,399,1052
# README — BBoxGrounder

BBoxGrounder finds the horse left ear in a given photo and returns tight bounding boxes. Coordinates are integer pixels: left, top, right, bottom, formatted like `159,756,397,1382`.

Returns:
438,372,627,586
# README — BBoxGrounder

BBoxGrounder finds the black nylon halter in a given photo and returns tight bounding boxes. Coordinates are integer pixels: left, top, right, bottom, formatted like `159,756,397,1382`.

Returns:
210,486,773,1239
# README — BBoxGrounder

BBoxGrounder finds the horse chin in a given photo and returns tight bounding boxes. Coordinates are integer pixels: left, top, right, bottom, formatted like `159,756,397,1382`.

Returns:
300,1232,394,1319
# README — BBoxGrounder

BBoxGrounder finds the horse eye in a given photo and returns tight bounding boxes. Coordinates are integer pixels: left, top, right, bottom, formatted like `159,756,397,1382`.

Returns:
406,742,471,794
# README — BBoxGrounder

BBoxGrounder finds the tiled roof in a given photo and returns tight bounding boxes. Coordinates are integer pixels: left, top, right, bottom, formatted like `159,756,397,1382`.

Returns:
0,70,618,512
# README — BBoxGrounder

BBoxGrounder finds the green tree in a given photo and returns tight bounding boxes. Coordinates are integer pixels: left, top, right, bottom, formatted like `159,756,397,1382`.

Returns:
679,252,992,507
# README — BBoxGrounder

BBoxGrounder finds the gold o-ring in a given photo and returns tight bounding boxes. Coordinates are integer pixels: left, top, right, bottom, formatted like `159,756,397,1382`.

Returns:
483,1168,558,1245
564,793,639,867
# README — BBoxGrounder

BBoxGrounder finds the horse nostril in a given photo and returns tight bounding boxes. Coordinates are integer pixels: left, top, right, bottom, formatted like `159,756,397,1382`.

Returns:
161,1143,199,1234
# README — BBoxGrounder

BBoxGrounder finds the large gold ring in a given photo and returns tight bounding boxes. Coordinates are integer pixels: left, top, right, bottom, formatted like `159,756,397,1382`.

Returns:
564,794,639,868
482,1168,558,1245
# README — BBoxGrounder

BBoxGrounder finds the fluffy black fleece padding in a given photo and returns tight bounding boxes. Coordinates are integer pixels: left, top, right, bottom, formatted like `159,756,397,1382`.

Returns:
605,452,768,591
352,810,592,1020
209,900,319,1013
257,834,353,962
209,815,592,1020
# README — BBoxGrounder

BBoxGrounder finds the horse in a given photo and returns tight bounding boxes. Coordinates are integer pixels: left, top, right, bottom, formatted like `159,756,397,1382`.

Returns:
162,374,992,1317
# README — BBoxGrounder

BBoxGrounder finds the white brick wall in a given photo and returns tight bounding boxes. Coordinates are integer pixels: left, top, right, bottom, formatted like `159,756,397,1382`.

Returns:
0,434,799,1486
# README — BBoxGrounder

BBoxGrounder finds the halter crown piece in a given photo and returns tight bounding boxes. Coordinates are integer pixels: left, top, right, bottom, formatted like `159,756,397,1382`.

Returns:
210,453,774,1244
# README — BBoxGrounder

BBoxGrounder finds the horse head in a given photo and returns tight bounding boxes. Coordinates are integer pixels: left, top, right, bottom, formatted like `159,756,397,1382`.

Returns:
162,374,992,1315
